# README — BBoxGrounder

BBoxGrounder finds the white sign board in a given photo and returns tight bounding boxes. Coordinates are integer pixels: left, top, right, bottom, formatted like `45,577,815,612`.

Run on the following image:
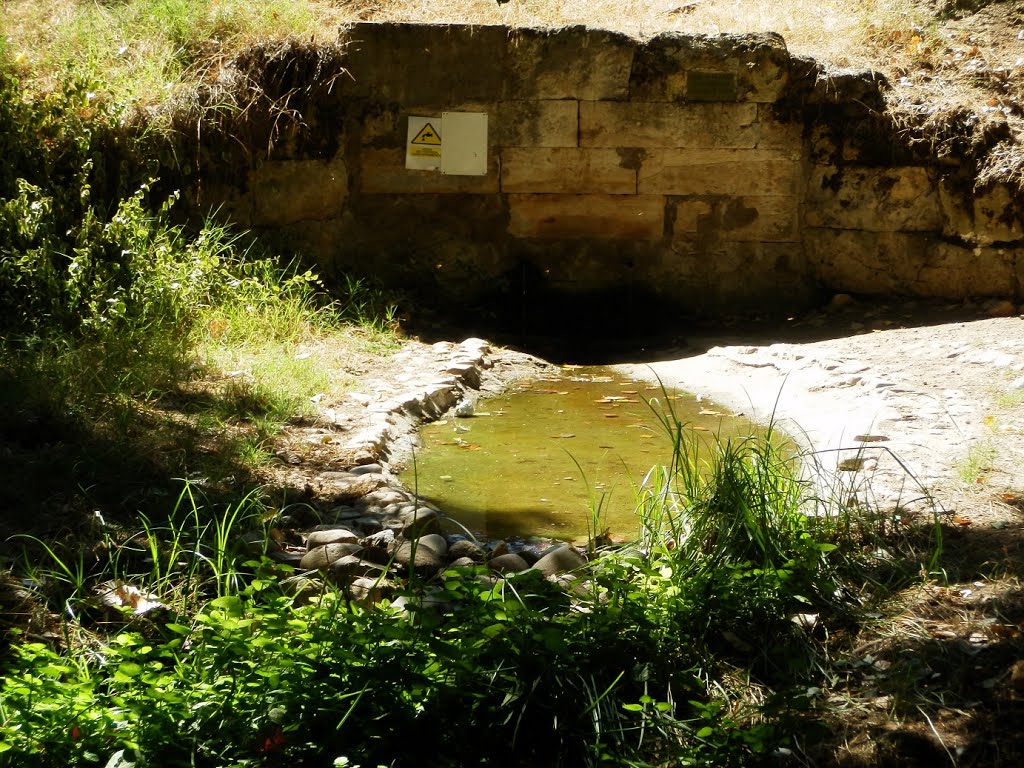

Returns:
405,116,442,171
441,112,488,176
404,112,489,175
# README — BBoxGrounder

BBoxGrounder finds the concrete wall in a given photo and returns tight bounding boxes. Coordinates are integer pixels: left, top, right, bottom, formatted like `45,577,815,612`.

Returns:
192,24,1024,328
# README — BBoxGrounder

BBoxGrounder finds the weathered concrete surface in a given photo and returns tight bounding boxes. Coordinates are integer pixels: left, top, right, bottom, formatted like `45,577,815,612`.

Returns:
639,149,801,196
628,32,792,103
507,194,665,240
188,23,1024,329
805,230,1019,298
501,148,637,194
804,166,943,232
250,157,349,226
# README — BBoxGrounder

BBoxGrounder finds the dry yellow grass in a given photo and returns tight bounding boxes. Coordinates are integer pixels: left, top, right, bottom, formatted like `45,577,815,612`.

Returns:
360,0,926,65
346,0,934,72
2,0,934,101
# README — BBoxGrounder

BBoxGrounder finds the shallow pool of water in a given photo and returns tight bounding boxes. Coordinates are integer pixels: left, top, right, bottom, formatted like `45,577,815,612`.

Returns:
400,367,762,540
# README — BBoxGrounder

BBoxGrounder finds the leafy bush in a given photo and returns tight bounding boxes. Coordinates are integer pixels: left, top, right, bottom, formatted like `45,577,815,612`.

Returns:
1,567,691,768
0,58,366,411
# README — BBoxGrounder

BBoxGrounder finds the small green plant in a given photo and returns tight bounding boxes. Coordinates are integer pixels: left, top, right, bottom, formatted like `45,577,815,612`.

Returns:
13,538,92,621
959,441,996,484
334,274,400,333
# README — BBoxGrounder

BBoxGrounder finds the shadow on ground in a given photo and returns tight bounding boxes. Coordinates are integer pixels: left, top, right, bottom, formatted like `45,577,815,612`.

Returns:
403,294,995,366
810,513,1024,767
0,380,282,561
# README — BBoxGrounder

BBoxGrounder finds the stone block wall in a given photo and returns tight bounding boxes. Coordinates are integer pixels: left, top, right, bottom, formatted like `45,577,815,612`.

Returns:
194,23,1024,329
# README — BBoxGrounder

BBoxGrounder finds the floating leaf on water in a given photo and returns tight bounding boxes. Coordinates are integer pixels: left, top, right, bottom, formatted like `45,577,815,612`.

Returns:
698,409,723,416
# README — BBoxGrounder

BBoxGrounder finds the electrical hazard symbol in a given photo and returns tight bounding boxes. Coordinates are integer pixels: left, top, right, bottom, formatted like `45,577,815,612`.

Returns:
406,116,442,169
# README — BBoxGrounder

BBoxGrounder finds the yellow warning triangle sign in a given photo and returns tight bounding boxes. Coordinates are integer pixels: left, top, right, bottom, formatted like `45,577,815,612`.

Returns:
411,122,441,146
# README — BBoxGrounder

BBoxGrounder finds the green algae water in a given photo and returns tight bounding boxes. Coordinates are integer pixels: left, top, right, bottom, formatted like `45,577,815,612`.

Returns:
401,367,762,540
